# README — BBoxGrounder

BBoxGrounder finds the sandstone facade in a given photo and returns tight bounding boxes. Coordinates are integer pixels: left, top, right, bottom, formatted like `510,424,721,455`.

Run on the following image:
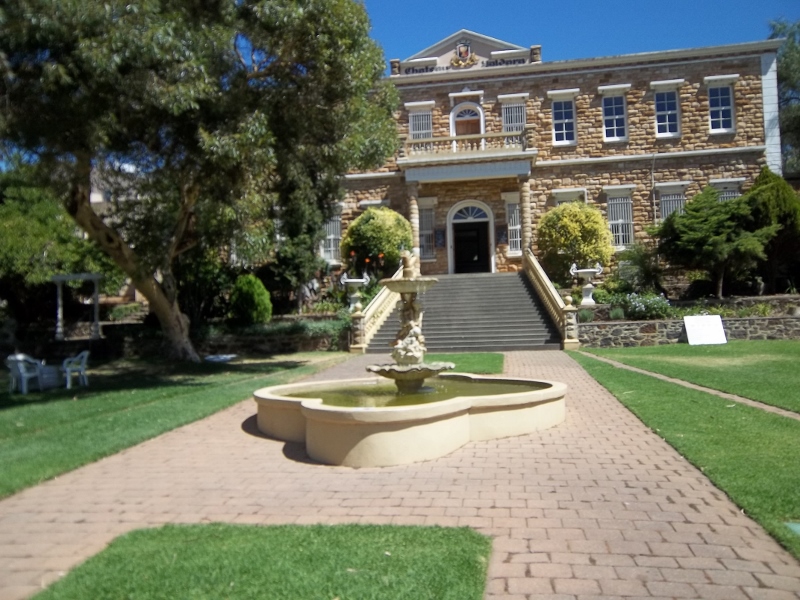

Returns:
338,30,782,278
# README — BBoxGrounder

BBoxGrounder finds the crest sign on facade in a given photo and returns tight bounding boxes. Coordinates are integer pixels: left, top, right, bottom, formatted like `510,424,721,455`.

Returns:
451,39,478,68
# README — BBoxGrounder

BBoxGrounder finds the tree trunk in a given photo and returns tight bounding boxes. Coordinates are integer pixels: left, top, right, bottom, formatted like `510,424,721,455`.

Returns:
64,155,201,362
715,271,725,299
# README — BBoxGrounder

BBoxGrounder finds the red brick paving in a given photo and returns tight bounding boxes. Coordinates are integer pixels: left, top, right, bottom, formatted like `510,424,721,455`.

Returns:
0,351,798,599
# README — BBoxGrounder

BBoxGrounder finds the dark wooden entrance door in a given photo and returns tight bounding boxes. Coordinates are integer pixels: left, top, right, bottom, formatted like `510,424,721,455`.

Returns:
453,221,490,273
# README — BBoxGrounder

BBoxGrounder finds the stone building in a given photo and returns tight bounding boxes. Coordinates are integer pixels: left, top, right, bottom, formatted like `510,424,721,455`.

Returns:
334,29,782,277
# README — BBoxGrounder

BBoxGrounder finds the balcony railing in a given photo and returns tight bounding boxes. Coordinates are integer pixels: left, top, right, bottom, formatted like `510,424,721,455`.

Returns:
399,128,536,161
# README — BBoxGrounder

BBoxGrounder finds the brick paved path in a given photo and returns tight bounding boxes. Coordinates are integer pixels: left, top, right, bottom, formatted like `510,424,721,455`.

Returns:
1,351,799,599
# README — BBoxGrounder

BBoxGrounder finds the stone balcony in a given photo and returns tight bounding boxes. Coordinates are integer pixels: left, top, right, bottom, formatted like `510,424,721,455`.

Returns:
397,128,538,168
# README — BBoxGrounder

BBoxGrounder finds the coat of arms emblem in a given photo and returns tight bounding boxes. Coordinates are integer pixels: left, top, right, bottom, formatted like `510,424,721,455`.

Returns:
451,39,478,68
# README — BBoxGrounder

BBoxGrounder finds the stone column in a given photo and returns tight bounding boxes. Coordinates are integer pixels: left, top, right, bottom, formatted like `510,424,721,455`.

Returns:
407,181,421,258
519,176,532,252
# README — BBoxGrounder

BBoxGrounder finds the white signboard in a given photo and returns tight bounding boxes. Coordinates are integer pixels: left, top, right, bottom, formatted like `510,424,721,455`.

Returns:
683,315,727,346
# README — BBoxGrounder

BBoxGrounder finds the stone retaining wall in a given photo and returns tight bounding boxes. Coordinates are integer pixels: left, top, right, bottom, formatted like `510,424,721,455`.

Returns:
580,316,800,348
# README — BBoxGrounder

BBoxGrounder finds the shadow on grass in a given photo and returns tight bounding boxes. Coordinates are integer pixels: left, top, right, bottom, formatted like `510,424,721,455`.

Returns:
0,358,309,411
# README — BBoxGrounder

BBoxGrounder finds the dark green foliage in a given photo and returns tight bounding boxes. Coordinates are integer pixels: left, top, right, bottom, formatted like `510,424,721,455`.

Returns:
746,167,800,293
340,207,413,278
0,0,397,360
654,187,779,298
175,249,236,325
229,275,272,325
617,241,667,295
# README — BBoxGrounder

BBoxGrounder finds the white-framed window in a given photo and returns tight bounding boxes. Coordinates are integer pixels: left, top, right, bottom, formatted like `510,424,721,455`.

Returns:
655,182,690,219
405,100,435,140
321,209,342,263
710,178,745,202
655,90,680,138
547,89,579,146
709,86,734,132
650,79,684,139
501,103,526,133
502,192,521,254
602,96,627,141
604,186,635,248
598,84,630,143
704,75,738,134
552,100,575,144
418,197,437,260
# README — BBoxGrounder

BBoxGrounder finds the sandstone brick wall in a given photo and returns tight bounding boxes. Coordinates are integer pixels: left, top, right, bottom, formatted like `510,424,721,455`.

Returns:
395,53,765,163
579,317,800,348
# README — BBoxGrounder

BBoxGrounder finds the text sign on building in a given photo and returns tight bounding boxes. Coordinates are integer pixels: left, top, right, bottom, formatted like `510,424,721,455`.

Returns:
683,315,727,345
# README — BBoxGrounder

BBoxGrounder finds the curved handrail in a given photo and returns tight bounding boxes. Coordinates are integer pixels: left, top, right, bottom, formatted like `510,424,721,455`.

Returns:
361,266,403,347
523,249,566,335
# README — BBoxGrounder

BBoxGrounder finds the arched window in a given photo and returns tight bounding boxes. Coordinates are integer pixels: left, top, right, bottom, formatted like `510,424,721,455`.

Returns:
453,206,489,221
452,104,482,136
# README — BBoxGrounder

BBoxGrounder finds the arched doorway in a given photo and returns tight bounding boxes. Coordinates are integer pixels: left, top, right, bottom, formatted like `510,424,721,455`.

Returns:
447,201,495,274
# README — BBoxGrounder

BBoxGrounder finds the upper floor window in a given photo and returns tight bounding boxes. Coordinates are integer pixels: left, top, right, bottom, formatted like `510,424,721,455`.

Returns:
598,84,630,143
451,102,484,137
547,89,579,146
405,100,435,140
498,93,529,134
704,75,738,134
650,80,684,139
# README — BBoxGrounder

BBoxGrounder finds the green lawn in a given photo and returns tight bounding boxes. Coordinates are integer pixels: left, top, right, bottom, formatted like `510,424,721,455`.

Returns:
426,353,504,374
572,351,800,561
581,340,800,413
34,523,491,600
0,353,347,499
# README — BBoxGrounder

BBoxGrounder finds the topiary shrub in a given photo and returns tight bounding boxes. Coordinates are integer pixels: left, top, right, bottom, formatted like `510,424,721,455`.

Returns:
229,274,272,325
340,207,413,278
538,202,614,284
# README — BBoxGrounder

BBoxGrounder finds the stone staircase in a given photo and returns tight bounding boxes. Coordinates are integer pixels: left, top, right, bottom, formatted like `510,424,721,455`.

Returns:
366,272,562,353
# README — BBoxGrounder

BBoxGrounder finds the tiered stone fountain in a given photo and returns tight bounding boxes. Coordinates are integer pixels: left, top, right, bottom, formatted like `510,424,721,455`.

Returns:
366,251,455,393
253,251,567,468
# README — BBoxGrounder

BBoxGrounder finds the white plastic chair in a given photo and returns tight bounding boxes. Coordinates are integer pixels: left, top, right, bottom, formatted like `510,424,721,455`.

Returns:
5,354,45,394
62,350,90,390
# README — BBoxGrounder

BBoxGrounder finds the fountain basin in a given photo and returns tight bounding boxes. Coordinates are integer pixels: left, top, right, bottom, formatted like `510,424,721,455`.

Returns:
253,373,567,467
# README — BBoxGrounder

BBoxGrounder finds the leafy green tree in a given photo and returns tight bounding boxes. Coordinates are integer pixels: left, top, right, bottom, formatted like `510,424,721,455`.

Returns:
0,161,125,319
655,188,779,299
229,274,272,325
770,19,800,173
537,202,614,284
746,167,800,292
0,0,397,360
340,207,413,279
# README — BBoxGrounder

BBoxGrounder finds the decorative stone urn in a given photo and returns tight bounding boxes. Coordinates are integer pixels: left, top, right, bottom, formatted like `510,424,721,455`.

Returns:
570,263,603,306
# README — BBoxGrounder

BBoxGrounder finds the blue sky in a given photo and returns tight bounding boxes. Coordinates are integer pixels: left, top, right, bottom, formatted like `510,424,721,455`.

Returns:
362,0,800,64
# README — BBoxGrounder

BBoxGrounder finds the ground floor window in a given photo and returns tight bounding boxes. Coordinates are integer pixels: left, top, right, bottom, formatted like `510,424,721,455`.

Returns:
659,192,685,219
321,213,341,262
607,196,633,247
